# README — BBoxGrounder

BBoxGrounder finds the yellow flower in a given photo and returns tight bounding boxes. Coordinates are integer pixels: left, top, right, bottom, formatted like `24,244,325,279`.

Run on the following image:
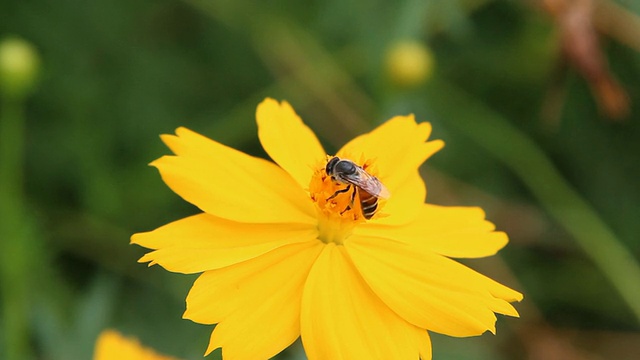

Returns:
132,98,523,359
93,330,181,360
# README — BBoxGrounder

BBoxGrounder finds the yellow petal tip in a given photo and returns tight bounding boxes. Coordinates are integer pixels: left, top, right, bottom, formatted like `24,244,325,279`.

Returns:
130,233,141,245
430,139,445,151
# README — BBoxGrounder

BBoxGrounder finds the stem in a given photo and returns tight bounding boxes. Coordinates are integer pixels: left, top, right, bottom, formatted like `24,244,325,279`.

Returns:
0,95,31,360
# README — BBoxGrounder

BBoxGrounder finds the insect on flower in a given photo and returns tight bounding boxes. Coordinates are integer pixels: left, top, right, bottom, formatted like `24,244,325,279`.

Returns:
325,156,390,219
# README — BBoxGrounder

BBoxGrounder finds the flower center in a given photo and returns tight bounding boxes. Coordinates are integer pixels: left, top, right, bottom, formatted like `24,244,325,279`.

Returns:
309,156,385,244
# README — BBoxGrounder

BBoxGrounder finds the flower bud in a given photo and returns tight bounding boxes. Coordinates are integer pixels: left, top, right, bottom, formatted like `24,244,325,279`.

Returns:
385,40,434,88
0,37,41,99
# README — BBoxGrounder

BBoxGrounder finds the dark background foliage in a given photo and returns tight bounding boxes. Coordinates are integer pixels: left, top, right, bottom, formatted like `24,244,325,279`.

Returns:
1,0,639,359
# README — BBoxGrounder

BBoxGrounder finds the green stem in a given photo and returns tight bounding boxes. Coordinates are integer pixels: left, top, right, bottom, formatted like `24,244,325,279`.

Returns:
426,79,640,323
0,97,25,195
0,95,31,360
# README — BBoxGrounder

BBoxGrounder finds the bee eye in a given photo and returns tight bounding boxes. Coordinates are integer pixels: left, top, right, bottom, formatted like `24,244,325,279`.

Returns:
326,157,340,174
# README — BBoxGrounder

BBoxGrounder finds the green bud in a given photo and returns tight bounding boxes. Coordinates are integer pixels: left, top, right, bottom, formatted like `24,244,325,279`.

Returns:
385,40,435,88
0,37,41,99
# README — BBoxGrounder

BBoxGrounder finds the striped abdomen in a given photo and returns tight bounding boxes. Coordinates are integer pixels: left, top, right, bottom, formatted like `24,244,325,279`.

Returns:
358,189,378,219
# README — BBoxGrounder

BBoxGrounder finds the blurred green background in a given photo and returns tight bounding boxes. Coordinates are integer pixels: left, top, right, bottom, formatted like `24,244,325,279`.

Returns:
1,0,639,359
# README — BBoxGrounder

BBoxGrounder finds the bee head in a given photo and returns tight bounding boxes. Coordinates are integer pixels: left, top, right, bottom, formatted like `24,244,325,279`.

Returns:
325,156,340,176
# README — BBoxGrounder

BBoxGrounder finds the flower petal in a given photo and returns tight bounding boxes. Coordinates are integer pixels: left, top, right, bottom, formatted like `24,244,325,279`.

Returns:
356,204,508,258
131,213,318,274
184,241,324,359
300,244,430,360
256,98,327,189
94,330,180,360
337,115,444,192
345,236,522,338
153,127,315,224
371,172,425,225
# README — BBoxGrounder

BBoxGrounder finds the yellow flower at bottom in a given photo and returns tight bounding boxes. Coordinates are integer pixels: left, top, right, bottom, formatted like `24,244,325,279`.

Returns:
131,98,523,359
93,330,181,360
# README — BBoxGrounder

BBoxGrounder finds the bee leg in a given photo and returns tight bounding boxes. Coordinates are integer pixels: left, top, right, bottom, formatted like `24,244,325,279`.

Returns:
340,205,352,215
349,185,357,206
339,186,357,215
327,184,351,201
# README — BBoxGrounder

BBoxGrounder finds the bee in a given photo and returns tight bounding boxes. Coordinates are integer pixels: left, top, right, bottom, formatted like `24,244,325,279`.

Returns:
325,156,390,219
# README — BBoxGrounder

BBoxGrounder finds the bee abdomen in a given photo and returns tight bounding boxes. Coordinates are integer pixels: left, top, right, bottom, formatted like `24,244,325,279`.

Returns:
360,192,378,219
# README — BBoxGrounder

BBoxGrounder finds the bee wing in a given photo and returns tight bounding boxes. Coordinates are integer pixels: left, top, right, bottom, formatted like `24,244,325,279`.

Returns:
343,168,391,199
375,182,391,199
